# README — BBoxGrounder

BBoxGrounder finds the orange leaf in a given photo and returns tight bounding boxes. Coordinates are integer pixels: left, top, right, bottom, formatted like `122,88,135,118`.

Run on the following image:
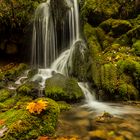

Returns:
0,119,5,125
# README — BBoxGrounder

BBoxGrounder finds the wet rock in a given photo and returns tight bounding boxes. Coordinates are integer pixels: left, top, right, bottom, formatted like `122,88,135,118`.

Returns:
119,122,139,132
89,130,107,140
75,110,90,119
118,131,133,140
76,119,90,129
17,81,41,98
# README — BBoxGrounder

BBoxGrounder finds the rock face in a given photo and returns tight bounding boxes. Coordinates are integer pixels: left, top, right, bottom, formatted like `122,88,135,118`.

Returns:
80,0,140,101
45,73,84,102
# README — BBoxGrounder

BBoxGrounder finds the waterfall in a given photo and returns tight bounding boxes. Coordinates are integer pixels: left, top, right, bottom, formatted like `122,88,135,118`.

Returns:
31,0,81,69
31,0,123,115
31,0,57,68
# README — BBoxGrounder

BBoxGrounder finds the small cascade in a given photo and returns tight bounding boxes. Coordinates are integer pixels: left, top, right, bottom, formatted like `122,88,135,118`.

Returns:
51,40,86,76
15,70,30,85
32,69,55,87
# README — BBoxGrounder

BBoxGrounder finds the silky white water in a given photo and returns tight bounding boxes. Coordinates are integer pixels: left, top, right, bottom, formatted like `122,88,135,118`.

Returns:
31,0,57,68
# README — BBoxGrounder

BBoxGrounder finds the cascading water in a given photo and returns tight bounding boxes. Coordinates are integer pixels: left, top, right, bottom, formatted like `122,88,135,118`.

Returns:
31,0,80,69
31,0,57,68
31,0,125,115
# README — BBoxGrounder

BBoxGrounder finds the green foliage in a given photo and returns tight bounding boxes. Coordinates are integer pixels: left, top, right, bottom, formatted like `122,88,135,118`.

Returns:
0,0,41,31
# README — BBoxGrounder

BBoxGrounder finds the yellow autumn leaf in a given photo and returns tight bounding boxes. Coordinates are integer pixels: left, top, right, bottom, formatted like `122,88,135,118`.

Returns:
26,102,36,113
26,100,48,114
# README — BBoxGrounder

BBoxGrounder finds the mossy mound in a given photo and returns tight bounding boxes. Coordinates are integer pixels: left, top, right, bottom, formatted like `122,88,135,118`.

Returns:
81,0,139,26
0,98,60,140
45,73,84,102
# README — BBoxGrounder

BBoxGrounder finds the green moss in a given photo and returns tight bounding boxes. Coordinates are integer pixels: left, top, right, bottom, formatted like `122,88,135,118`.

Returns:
17,84,32,95
57,101,71,112
0,89,13,102
84,23,102,56
27,69,38,79
4,63,27,81
45,86,65,100
118,82,138,100
115,25,140,45
132,40,140,56
1,98,60,140
0,97,17,110
17,81,39,98
99,19,132,37
129,14,140,26
81,0,137,26
70,40,90,81
101,63,118,93
81,0,120,26
45,74,84,102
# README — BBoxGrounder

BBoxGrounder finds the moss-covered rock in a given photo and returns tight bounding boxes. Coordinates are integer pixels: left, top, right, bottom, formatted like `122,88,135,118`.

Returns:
82,0,140,101
83,19,140,100
0,89,13,102
99,19,132,37
17,81,40,98
81,0,138,26
45,73,84,102
0,98,60,140
4,63,27,81
132,40,140,56
70,40,90,81
115,25,140,45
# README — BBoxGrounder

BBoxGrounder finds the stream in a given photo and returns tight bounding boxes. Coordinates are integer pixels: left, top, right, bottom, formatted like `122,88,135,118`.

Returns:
56,103,140,140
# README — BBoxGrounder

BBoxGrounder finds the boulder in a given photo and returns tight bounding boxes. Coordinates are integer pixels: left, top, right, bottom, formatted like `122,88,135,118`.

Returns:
45,73,84,102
